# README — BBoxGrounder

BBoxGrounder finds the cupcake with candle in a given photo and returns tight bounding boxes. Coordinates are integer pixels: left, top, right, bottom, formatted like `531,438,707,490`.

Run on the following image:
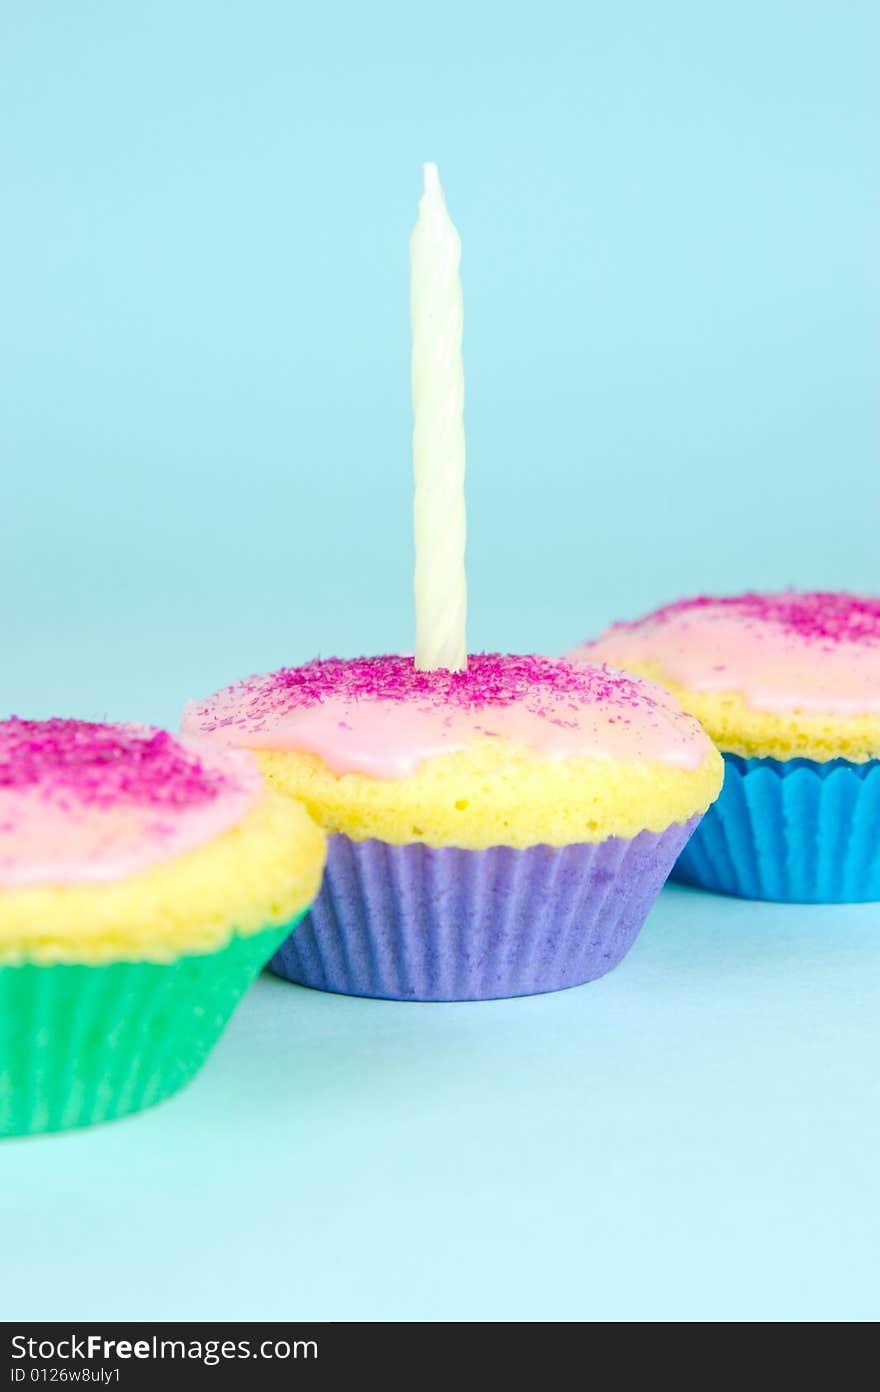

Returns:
181,166,719,999
0,717,325,1136
181,654,722,1000
572,591,880,902
182,171,718,1002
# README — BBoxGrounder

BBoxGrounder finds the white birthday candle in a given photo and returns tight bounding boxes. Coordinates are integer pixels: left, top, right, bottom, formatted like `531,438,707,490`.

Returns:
411,162,467,672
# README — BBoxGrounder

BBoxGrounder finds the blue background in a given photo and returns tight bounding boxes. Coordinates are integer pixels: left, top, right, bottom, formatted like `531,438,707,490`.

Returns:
1,1,878,1320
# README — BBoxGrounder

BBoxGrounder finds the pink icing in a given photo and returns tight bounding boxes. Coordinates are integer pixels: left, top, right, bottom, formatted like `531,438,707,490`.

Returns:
182,653,711,777
572,592,880,717
0,719,262,888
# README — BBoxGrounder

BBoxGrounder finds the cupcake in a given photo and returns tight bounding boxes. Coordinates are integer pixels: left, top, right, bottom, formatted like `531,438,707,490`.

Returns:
573,591,880,903
0,718,325,1136
182,654,722,1001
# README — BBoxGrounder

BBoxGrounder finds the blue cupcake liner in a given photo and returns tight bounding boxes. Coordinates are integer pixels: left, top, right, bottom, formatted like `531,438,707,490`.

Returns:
672,754,880,903
269,817,699,1002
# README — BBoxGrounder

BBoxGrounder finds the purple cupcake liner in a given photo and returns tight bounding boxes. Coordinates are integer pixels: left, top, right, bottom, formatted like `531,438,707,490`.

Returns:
269,817,699,1001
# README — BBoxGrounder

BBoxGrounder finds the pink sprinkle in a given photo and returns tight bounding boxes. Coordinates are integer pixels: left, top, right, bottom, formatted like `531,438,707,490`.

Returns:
189,653,674,735
0,719,230,810
615,592,880,645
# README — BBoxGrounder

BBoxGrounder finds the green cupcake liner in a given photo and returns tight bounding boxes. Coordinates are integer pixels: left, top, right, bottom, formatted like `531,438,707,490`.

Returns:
0,916,300,1138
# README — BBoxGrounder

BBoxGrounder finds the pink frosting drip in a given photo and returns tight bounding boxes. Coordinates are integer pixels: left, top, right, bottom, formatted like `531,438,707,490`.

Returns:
182,653,711,777
0,719,262,888
573,592,880,717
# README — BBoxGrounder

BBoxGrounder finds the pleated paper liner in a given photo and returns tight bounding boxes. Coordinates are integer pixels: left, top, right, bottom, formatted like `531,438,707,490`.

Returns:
269,819,699,1001
673,755,880,903
0,916,300,1138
